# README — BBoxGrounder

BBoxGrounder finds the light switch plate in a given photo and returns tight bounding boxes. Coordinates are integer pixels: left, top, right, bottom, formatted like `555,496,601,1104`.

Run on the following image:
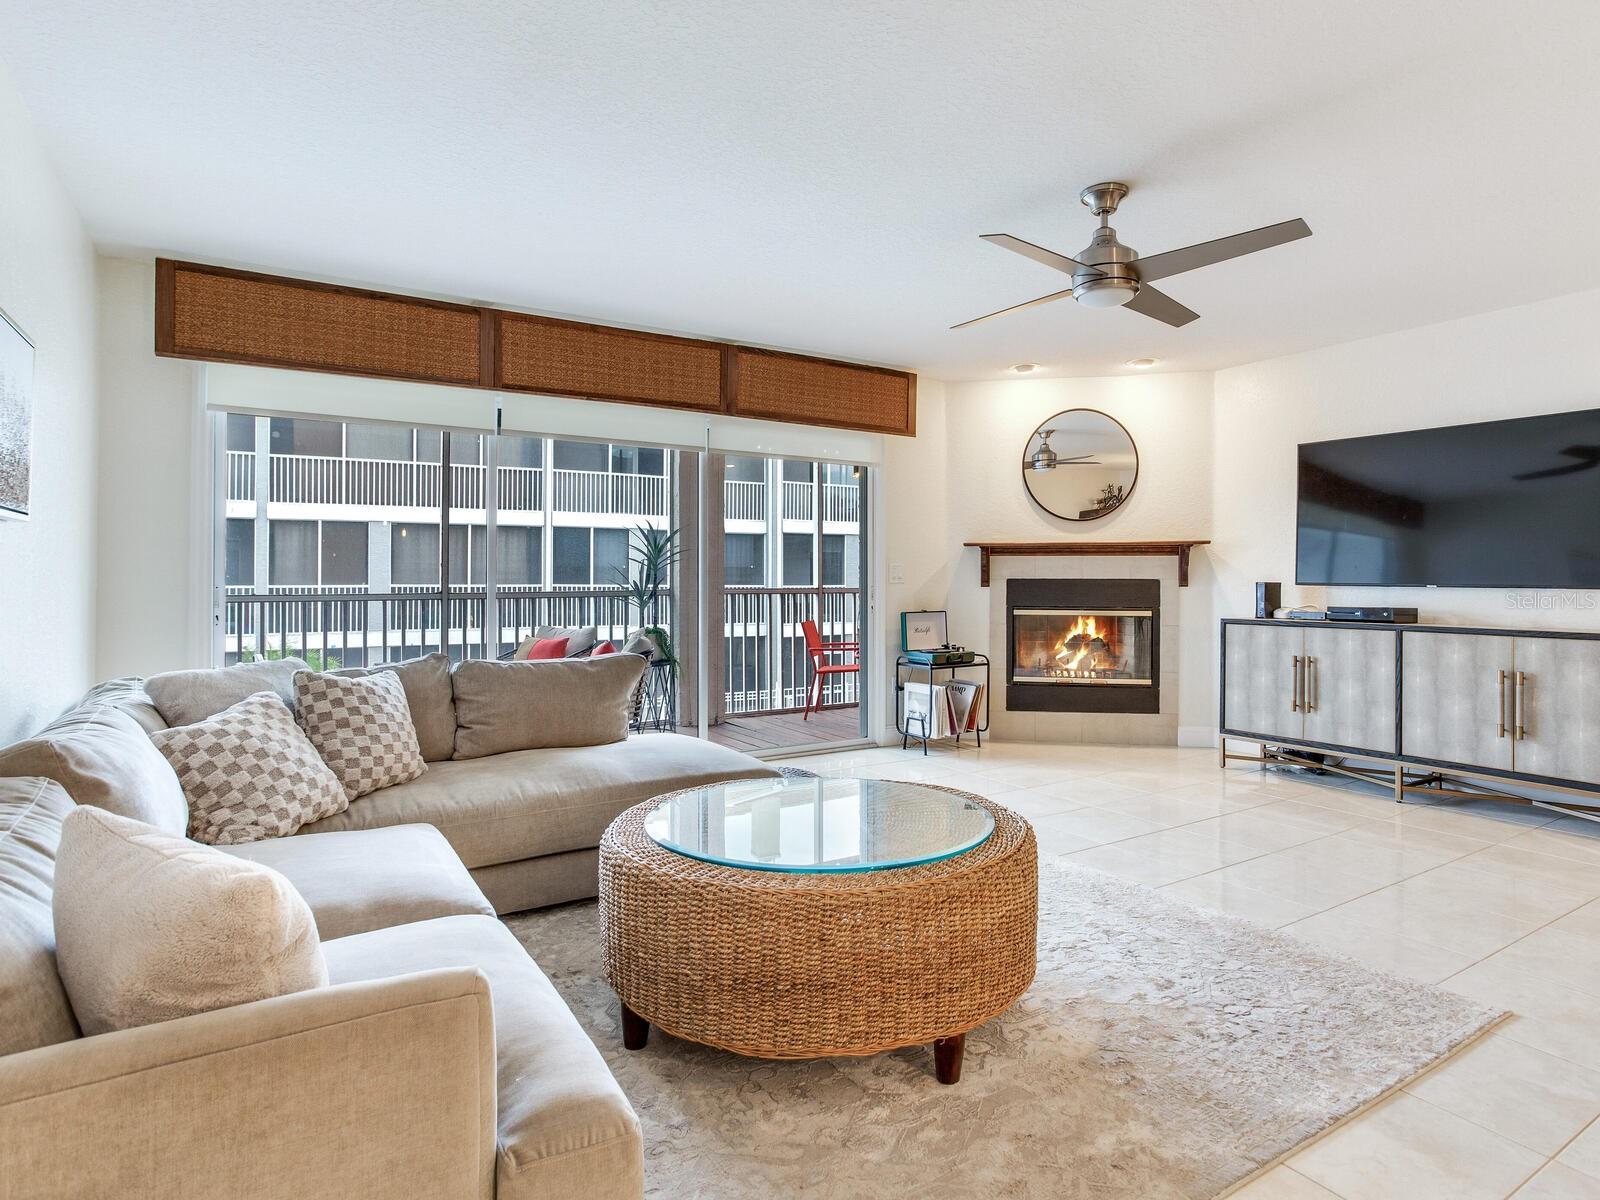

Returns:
889,563,905,584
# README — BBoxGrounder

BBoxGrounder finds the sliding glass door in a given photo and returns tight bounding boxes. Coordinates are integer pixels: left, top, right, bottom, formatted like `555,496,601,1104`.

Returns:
215,411,869,754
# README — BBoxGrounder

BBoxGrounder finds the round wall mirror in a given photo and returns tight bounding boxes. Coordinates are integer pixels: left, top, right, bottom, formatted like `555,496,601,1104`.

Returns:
1021,409,1139,521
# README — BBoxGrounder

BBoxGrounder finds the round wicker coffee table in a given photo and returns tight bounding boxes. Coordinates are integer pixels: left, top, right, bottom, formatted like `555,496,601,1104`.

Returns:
598,778,1037,1084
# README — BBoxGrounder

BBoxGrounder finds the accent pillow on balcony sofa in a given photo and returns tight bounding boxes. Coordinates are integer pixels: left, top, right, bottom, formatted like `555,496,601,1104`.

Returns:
293,670,427,801
451,655,647,759
331,652,456,762
0,704,189,834
512,625,597,659
144,656,310,729
52,807,326,1036
150,692,346,845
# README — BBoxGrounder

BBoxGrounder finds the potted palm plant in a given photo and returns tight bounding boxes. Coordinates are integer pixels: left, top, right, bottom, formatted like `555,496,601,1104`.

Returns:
614,523,680,664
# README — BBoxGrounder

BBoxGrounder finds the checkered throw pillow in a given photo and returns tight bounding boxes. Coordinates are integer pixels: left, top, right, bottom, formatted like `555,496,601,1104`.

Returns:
293,669,427,801
150,692,348,845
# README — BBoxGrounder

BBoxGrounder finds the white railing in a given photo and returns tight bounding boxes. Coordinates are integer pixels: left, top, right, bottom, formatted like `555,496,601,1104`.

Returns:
552,469,666,517
823,482,859,524
226,451,255,501
262,455,543,511
781,480,814,522
497,466,542,511
724,479,766,522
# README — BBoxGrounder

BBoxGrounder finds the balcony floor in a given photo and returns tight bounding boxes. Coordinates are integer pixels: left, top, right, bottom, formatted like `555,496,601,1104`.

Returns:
707,706,862,753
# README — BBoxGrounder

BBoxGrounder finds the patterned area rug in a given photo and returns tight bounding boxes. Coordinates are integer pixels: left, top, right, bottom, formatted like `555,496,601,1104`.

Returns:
506,860,1505,1199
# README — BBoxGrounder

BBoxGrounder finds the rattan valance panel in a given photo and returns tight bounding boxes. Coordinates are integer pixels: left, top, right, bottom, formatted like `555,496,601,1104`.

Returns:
495,313,723,412
729,348,915,435
159,262,484,386
156,260,915,435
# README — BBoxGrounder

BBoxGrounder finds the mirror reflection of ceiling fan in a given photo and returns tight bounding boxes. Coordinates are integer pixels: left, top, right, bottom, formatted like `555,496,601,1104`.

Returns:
955,182,1312,330
1512,445,1600,480
1029,429,1102,471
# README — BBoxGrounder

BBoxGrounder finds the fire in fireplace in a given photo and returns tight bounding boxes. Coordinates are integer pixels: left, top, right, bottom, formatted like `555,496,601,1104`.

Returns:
1012,608,1155,686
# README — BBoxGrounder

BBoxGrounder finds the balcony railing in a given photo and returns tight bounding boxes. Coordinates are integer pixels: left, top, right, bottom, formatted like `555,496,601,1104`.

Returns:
551,469,666,517
230,454,545,511
222,584,858,716
724,479,765,521
823,481,859,524
781,480,813,522
226,451,255,501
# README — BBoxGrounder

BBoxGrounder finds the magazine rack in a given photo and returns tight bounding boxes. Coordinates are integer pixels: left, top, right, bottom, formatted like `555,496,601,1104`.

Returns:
895,653,991,755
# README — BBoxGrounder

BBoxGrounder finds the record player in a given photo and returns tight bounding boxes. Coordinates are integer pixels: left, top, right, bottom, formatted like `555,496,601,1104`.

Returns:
905,643,977,666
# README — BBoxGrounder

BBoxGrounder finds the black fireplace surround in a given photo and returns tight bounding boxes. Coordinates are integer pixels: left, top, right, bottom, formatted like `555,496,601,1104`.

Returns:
1005,578,1161,714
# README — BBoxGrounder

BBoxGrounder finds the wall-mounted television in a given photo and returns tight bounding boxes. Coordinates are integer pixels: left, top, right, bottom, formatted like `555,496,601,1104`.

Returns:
1296,408,1600,589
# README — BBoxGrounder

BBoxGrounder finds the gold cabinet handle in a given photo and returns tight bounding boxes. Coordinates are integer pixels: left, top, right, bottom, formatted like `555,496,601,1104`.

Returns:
1291,655,1302,712
1496,669,1507,738
1515,670,1527,741
1305,656,1318,713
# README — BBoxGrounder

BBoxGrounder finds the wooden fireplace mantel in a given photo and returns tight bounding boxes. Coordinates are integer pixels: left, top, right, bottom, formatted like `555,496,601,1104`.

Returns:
963,541,1211,587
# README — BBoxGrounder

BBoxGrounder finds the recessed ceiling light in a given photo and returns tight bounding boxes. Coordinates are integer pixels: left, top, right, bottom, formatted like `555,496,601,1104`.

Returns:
1125,358,1158,369
1009,363,1039,373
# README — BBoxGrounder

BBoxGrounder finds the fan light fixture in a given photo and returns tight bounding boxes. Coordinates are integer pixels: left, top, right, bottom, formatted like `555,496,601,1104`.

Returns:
1029,429,1059,471
1125,358,1158,368
1009,362,1039,373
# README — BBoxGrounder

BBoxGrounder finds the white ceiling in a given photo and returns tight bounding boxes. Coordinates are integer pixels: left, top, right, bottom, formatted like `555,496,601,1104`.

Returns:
4,1,1599,381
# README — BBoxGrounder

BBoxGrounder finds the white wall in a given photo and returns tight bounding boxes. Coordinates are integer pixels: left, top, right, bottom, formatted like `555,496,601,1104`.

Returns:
1212,288,1600,645
93,257,203,680
0,69,99,741
879,372,1216,742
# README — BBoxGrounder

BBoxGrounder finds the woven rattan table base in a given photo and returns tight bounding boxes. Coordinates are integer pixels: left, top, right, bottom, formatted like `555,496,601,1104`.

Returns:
598,786,1037,1082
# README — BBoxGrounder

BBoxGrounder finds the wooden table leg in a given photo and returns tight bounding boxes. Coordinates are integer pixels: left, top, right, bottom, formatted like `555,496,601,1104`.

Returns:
621,1002,650,1050
933,1033,964,1084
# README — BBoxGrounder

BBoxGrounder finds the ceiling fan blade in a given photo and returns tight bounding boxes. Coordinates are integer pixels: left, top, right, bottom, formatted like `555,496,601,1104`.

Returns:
1123,284,1200,328
1134,218,1312,283
980,233,1103,278
950,286,1075,330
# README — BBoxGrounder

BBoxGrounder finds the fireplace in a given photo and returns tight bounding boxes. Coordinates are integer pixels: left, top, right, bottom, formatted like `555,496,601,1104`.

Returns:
1006,579,1160,714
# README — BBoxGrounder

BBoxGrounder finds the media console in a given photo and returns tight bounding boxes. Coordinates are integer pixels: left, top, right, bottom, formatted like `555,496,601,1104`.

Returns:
1219,618,1600,820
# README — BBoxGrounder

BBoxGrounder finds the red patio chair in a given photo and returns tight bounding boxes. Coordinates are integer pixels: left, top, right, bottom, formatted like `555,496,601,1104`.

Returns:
801,619,859,719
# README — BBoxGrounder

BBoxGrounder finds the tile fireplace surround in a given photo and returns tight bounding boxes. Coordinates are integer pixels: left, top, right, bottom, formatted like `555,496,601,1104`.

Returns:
986,555,1180,745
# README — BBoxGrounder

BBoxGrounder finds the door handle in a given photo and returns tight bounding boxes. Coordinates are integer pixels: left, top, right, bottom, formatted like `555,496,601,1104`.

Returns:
1305,656,1318,713
1291,655,1302,712
1515,670,1527,741
1496,669,1507,738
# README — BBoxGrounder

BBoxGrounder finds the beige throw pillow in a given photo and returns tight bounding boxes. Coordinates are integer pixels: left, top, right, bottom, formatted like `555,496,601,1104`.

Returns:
451,655,647,759
0,704,189,835
150,692,347,845
145,657,309,729
52,807,327,1036
331,653,456,761
294,670,426,800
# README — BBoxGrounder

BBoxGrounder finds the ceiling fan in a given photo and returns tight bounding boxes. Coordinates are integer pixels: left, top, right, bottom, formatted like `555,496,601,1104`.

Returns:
1512,445,1600,481
953,182,1311,330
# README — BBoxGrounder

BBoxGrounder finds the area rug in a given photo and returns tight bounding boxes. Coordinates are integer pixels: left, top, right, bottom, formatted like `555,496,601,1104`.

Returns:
505,861,1506,1199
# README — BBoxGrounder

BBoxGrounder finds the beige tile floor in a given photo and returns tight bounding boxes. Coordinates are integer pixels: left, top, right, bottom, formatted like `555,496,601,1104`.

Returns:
775,739,1600,1200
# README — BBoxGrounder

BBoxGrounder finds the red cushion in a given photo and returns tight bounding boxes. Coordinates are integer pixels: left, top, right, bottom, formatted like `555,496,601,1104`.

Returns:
591,641,618,656
523,636,569,660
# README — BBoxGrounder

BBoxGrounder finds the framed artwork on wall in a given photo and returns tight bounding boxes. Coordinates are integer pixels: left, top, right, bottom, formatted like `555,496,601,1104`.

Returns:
900,610,948,652
0,306,35,521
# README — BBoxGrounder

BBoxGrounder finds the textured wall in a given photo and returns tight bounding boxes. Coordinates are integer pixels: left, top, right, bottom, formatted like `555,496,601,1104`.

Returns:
0,68,99,741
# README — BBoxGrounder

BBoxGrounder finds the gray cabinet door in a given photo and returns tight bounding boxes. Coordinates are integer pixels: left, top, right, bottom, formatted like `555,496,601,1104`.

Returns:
1301,627,1398,753
1511,637,1600,787
1400,632,1514,771
1223,624,1304,740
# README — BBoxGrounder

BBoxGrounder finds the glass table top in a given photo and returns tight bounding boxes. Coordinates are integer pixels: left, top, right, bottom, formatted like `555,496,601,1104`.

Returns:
643,777,994,873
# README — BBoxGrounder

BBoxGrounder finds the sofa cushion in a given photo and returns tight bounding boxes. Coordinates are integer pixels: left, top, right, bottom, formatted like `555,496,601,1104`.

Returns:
145,656,309,728
0,777,80,1055
452,656,646,760
0,704,188,834
514,625,597,659
332,652,456,762
323,915,643,1200
151,692,347,845
294,669,427,800
222,825,495,940
53,807,328,1036
301,733,781,869
76,677,168,734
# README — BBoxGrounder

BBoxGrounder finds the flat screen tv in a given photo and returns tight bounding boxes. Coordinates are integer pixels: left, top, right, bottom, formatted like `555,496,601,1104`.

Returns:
1296,408,1600,589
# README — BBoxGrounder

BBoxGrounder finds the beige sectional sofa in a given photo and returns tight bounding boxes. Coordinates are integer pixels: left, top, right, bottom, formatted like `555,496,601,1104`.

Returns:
0,656,782,1198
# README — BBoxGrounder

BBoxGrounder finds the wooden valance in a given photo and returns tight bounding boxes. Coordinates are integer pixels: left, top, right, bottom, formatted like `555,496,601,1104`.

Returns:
964,541,1211,587
156,259,916,435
